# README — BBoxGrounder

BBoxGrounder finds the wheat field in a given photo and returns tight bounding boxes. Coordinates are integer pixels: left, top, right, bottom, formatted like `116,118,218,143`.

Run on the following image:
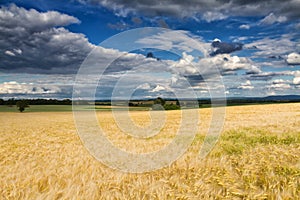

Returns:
1,103,300,199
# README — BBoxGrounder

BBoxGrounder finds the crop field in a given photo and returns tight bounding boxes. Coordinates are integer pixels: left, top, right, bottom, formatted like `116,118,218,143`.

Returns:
1,103,300,199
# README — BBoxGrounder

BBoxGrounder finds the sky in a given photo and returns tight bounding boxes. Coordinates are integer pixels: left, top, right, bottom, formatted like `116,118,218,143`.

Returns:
0,0,300,99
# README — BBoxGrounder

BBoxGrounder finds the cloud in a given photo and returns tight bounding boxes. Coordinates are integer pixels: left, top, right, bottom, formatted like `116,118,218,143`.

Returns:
198,54,260,75
293,71,300,85
238,80,254,90
294,77,300,85
4,50,15,57
0,81,61,94
245,35,299,58
136,30,210,55
239,24,250,29
259,13,287,25
81,0,300,21
0,4,95,74
210,39,243,56
286,52,300,65
136,83,151,90
268,82,291,90
202,11,227,22
0,4,80,31
151,85,166,93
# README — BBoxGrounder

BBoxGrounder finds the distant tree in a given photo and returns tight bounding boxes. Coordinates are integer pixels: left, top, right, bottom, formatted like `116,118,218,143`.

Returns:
0,99,4,105
16,100,29,112
163,103,180,110
7,98,15,107
154,97,165,106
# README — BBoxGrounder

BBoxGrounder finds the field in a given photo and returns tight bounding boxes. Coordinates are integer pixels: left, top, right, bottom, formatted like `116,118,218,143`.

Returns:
1,103,300,199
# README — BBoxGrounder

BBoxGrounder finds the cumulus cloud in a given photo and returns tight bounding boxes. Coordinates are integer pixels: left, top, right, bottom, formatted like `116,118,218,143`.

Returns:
0,4,80,33
286,52,300,65
238,80,254,90
198,54,260,75
80,0,300,21
268,79,291,90
0,81,61,94
210,39,243,56
0,4,94,74
292,71,300,85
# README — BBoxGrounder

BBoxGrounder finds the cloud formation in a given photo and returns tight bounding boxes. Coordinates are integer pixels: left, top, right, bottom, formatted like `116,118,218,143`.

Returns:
0,4,94,74
259,13,287,25
286,52,300,65
210,39,243,56
0,81,61,94
83,0,300,21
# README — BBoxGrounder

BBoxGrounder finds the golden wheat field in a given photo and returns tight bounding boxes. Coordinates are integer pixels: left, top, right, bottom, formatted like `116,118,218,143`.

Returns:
1,103,300,199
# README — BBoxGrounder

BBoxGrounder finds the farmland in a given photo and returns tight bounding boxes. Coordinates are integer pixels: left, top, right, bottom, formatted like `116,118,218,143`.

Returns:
1,103,300,199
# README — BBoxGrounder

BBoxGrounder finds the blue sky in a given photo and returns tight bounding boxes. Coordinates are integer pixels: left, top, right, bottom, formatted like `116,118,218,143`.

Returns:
0,0,300,99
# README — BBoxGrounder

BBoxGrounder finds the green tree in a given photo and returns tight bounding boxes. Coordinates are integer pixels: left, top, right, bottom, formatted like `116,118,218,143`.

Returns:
16,100,29,112
154,97,165,106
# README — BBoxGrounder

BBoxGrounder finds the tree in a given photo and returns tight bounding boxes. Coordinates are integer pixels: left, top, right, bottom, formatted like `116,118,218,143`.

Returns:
154,97,165,106
16,100,29,112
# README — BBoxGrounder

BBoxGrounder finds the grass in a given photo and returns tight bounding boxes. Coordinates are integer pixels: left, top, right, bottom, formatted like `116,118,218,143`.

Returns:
0,105,73,112
0,103,299,199
0,105,151,112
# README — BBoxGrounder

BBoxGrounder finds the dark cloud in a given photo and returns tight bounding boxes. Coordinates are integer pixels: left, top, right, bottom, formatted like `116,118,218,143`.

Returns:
82,0,300,21
184,75,204,86
0,4,94,74
247,72,288,81
210,39,243,56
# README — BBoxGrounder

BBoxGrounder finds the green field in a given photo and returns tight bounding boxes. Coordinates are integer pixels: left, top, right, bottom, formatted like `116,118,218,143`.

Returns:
0,105,150,112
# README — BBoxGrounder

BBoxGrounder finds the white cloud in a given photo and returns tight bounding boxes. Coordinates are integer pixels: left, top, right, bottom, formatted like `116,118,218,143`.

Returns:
0,4,80,31
4,50,15,56
268,83,291,90
239,24,250,29
272,79,288,84
136,30,210,56
287,52,300,65
136,83,151,90
294,77,300,85
197,54,260,75
259,13,287,25
245,35,298,58
0,81,61,94
171,52,198,75
268,79,291,90
293,71,300,85
151,85,166,93
202,11,227,22
238,80,254,90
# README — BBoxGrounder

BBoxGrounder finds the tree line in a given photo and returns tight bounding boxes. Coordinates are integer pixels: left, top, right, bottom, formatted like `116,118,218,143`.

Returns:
0,98,72,106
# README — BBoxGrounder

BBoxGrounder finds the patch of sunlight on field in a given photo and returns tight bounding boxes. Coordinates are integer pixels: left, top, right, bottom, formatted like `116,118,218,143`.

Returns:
1,103,300,199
